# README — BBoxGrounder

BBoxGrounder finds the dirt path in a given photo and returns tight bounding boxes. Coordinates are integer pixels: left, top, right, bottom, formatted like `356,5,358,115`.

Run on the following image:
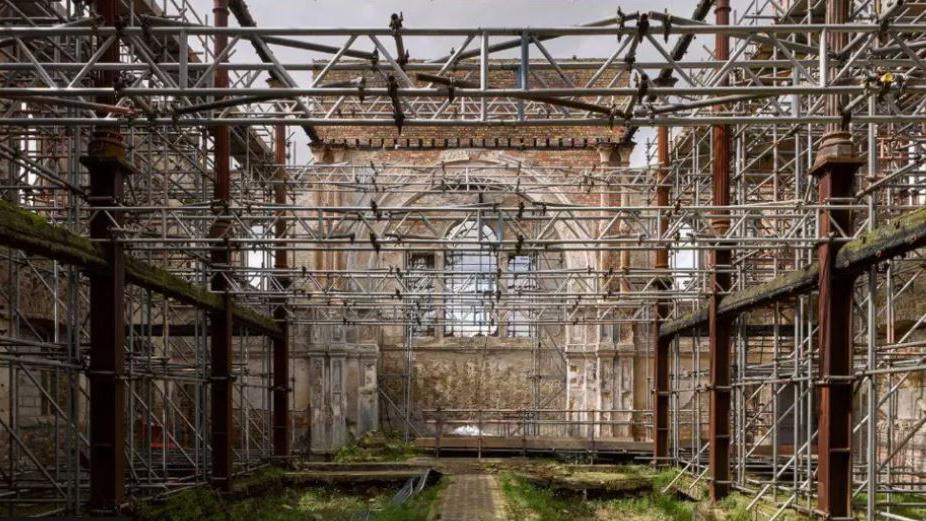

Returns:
434,473,506,521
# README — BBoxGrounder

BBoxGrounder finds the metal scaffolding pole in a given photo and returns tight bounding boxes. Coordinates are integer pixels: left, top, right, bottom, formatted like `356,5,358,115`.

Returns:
708,0,732,503
86,0,126,512
209,0,234,493
272,91,290,461
813,2,864,517
654,126,671,464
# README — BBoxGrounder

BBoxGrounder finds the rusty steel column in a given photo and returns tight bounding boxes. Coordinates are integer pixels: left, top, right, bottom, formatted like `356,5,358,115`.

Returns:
209,0,234,492
85,0,126,512
814,0,862,516
272,100,291,461
653,126,671,464
708,0,732,502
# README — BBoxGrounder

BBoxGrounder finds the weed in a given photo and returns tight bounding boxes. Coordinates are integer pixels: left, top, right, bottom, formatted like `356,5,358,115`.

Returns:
334,431,417,463
853,491,926,520
134,467,442,521
371,481,444,521
499,472,594,520
499,466,696,521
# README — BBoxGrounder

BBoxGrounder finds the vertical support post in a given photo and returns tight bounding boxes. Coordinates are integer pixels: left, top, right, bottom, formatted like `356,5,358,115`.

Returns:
653,126,671,465
813,138,860,519
813,1,863,517
209,0,234,492
272,91,290,461
85,0,126,512
85,135,129,514
814,3,862,516
708,0,732,502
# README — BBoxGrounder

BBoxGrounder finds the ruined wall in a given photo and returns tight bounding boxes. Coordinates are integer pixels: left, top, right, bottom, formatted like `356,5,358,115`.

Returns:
287,58,658,451
297,139,656,448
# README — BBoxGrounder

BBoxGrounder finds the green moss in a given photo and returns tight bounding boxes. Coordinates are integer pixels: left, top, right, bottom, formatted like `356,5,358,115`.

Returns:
719,263,818,314
0,199,99,265
837,205,926,270
334,431,417,463
665,205,926,339
0,200,280,337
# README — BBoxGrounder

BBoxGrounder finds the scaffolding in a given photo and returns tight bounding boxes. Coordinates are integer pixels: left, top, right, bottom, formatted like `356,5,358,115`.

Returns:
0,0,923,518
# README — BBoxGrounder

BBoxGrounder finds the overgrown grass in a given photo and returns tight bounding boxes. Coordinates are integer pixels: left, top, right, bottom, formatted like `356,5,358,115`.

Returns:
853,491,926,520
135,486,223,521
134,468,441,521
334,431,417,463
714,494,753,521
371,480,444,521
598,468,695,521
233,466,285,492
707,492,807,521
499,472,594,520
651,468,681,492
596,493,695,521
499,466,696,521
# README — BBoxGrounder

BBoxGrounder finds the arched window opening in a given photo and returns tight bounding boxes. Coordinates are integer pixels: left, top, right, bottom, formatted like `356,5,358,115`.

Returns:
445,220,498,337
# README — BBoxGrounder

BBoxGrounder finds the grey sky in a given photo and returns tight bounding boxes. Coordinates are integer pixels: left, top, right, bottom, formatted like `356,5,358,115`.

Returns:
187,1,706,165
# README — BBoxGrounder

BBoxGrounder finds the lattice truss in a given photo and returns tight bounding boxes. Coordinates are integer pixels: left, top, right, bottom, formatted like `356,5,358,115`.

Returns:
0,0,924,518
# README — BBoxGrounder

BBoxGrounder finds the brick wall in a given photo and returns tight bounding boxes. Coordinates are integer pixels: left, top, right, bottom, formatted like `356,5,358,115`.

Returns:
311,59,629,148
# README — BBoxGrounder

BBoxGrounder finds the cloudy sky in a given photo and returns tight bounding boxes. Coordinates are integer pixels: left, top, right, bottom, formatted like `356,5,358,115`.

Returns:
186,0,708,166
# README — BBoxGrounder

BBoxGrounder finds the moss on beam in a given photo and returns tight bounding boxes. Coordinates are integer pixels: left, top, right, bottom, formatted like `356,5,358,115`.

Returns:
0,200,281,338
662,206,926,338
0,198,103,268
124,258,280,335
836,205,926,272
660,309,708,338
718,262,818,316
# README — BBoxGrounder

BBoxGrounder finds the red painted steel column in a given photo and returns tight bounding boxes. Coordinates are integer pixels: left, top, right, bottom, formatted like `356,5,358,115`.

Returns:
272,107,291,461
653,126,671,464
708,0,732,502
86,0,126,512
814,0,862,516
210,0,234,492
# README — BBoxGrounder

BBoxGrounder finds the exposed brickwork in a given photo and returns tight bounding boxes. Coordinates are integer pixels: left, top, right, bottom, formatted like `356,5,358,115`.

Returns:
312,59,629,148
